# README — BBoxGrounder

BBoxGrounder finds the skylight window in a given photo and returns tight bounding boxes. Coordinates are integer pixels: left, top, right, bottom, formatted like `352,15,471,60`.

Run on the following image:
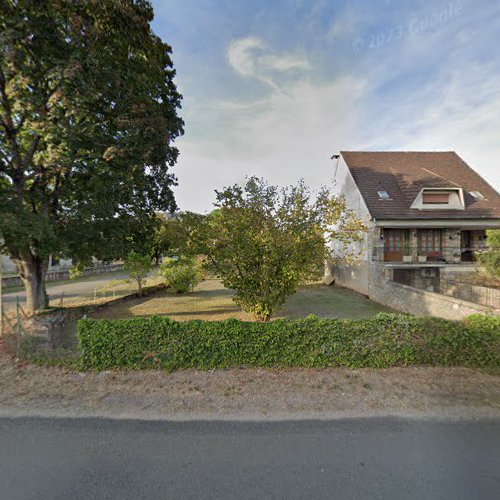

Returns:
377,191,390,200
470,191,485,200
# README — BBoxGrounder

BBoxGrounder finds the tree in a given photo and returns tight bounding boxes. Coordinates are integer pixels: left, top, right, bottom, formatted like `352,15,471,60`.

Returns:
0,1,183,312
192,177,366,322
149,213,185,265
477,230,500,278
124,252,152,296
147,211,207,264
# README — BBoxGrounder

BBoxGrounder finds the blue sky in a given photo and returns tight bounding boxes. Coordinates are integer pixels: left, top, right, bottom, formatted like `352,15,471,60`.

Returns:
151,0,500,212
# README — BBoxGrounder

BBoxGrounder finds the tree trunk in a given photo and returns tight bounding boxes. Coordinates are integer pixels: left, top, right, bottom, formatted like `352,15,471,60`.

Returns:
137,276,143,296
15,254,49,313
255,313,271,322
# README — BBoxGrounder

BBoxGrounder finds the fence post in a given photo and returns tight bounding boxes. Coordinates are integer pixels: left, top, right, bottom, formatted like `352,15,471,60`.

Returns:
0,259,3,338
16,296,21,358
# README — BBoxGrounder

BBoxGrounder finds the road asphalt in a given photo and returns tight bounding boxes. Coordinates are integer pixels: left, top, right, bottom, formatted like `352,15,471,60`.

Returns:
0,417,498,499
1,273,130,312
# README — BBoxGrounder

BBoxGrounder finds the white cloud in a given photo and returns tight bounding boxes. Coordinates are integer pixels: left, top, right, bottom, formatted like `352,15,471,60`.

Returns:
173,12,499,213
260,53,309,72
226,36,310,91
351,32,500,191
384,63,500,190
226,37,264,77
173,74,367,212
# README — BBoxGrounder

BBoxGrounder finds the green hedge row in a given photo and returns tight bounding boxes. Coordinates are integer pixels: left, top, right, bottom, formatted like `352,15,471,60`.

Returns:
77,313,500,371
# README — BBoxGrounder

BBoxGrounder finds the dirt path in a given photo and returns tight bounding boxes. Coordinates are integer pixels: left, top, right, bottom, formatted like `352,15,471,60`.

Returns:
0,353,498,421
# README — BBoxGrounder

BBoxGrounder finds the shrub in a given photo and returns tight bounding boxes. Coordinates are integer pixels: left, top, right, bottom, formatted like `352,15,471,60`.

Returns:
124,252,152,296
477,250,500,278
160,257,200,293
69,263,85,280
476,230,500,278
78,313,500,371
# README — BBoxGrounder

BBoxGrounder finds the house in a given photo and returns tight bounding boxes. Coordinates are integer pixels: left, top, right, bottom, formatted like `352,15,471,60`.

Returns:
327,151,500,318
1,254,72,274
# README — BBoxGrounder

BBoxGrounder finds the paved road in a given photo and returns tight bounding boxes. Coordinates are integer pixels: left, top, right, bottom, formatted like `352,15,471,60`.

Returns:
0,417,498,499
1,272,130,312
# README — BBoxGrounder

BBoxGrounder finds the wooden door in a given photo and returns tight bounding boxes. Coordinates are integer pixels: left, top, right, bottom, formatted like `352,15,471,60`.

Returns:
418,229,442,260
384,229,409,262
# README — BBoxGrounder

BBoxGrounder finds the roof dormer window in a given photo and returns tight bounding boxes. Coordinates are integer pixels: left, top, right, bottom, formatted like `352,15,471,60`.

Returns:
411,187,465,210
377,190,390,200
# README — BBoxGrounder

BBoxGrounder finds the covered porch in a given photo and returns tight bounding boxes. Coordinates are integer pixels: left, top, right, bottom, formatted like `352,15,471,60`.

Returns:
374,228,488,264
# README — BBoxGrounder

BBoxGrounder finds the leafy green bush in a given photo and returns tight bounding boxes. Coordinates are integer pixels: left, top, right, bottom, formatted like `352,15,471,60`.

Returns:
476,229,500,278
159,257,200,293
124,252,152,296
68,263,85,280
78,313,499,371
476,250,500,278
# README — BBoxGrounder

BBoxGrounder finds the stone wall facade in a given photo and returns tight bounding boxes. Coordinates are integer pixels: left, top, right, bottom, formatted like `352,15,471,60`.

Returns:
368,262,498,319
329,222,497,318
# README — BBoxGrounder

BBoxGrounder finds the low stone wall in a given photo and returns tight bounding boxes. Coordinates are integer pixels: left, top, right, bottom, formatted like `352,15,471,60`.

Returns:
439,279,500,310
368,263,498,319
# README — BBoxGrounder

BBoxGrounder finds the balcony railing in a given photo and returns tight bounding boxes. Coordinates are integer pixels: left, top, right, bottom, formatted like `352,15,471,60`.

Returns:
371,245,495,264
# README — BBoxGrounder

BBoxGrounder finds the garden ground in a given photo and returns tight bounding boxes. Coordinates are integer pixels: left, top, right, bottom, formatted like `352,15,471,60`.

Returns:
91,279,394,321
1,279,498,421
0,349,498,420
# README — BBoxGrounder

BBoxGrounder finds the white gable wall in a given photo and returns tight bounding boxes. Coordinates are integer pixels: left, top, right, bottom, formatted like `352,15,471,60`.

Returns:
326,155,373,295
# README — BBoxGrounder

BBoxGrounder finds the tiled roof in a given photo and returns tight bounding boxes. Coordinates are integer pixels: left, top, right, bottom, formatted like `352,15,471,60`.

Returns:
340,151,500,220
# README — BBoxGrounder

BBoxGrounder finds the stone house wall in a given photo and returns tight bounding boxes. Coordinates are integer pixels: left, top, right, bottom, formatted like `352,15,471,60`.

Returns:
368,262,498,319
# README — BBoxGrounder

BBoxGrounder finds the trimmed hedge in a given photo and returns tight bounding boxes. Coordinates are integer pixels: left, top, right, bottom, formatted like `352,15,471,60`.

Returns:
77,313,500,371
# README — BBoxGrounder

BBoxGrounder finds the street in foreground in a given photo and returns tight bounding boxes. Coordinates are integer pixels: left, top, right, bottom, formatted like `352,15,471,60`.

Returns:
1,417,499,500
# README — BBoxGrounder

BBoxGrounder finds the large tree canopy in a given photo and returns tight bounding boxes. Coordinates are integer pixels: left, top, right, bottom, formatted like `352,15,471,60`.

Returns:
188,178,366,321
0,0,183,311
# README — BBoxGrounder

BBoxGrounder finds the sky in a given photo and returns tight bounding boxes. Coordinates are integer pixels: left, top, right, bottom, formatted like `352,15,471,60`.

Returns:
151,0,500,213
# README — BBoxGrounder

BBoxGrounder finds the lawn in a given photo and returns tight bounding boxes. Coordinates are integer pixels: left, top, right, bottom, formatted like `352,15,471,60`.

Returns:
91,279,394,321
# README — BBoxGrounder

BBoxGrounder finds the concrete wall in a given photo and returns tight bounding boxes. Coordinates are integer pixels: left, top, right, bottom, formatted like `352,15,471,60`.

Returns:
328,262,370,295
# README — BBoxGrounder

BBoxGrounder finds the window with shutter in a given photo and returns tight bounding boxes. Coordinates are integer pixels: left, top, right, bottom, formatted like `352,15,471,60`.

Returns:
422,192,450,204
